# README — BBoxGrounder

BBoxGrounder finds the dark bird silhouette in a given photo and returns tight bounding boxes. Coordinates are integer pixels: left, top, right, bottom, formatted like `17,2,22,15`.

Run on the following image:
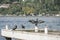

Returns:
12,25,17,30
21,25,25,29
29,18,45,26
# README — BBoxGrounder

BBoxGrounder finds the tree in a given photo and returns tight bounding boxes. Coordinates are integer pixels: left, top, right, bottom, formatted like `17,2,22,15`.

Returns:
22,6,35,14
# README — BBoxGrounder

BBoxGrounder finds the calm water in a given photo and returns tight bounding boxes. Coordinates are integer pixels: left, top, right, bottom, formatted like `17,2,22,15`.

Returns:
0,16,60,40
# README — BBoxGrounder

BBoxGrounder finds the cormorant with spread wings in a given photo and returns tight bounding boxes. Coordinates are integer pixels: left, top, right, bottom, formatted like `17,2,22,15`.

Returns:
28,18,45,26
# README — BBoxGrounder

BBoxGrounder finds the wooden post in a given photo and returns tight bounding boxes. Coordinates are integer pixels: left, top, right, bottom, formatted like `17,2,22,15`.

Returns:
6,25,8,30
35,26,38,32
44,26,48,34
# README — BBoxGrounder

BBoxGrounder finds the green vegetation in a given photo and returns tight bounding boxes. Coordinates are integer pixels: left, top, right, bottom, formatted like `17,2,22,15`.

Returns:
0,0,60,16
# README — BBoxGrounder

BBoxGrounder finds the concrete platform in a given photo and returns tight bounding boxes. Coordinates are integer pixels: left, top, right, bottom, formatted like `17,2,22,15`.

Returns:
1,29,60,40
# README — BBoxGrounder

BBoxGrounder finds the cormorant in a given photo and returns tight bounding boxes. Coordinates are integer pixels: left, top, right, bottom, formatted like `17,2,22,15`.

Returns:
21,25,25,29
12,25,17,30
29,18,45,26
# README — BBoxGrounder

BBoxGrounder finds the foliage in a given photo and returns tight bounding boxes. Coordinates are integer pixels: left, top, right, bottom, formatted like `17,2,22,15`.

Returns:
0,0,60,16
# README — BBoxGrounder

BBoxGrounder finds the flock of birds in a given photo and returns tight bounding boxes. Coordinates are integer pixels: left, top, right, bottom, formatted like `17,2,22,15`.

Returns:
12,18,45,30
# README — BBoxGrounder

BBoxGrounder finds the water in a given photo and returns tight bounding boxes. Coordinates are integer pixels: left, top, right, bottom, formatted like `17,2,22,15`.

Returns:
0,16,60,40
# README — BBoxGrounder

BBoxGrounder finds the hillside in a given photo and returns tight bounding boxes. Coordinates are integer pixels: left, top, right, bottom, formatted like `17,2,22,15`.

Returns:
0,0,60,16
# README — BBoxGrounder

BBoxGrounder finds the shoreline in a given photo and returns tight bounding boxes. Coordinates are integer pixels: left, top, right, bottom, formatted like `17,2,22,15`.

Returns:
0,16,60,17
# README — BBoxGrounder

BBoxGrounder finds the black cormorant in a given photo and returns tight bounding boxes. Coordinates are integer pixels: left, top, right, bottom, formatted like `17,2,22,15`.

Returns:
12,25,17,30
29,18,45,26
21,25,25,29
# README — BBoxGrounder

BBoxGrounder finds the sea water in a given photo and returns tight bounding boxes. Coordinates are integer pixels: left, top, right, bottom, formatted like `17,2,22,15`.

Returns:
0,16,60,40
